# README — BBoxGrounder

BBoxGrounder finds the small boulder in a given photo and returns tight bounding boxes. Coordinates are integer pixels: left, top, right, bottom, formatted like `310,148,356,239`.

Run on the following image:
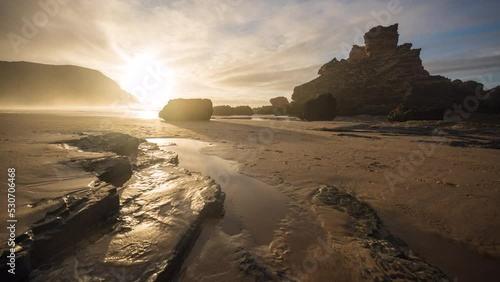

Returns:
159,98,213,121
388,104,413,122
270,96,290,115
269,96,289,108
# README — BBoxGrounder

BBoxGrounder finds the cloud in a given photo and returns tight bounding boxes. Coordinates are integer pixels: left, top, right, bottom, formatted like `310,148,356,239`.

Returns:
426,55,500,75
1,0,499,106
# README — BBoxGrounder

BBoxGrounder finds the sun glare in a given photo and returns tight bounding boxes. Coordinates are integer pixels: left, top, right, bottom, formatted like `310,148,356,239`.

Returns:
119,53,176,109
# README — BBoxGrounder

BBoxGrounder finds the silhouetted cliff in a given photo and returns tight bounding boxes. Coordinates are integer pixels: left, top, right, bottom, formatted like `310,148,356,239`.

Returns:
0,61,137,107
292,24,500,120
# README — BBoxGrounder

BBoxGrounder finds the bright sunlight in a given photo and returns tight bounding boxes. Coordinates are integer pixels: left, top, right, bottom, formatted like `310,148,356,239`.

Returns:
119,53,176,109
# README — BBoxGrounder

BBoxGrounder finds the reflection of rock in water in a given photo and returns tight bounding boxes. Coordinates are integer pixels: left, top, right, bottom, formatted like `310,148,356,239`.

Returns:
0,133,225,282
152,138,294,281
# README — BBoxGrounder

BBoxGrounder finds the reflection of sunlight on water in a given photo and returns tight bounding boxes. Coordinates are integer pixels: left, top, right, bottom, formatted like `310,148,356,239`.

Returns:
0,108,161,120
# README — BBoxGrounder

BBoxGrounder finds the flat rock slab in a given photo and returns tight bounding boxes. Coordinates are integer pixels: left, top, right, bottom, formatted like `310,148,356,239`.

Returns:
30,144,225,281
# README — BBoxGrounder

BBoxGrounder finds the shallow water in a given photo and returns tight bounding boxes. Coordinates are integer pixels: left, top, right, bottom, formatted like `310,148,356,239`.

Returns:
148,138,290,245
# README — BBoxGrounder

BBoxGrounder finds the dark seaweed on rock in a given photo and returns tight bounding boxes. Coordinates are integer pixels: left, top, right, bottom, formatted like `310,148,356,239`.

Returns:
315,186,380,237
315,186,448,281
83,156,133,187
237,248,296,282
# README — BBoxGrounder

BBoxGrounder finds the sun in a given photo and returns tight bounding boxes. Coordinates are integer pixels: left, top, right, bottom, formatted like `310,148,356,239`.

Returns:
119,53,176,109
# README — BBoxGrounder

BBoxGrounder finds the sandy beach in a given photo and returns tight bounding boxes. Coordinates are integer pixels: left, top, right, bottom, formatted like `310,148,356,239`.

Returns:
1,111,499,281
2,1,500,281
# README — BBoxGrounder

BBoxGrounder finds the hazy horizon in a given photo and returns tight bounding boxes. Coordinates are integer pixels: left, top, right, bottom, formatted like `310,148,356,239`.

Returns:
1,0,500,108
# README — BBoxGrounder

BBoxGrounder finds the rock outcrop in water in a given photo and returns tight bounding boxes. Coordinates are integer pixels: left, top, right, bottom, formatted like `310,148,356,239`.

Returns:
0,61,137,107
292,24,500,120
302,93,337,121
159,98,213,121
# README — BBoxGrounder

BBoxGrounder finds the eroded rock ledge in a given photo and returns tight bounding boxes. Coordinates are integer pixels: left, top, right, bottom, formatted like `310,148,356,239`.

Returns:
314,186,449,281
0,132,225,282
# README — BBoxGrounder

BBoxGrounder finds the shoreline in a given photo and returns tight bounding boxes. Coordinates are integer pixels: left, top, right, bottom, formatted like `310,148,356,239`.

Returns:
1,112,499,280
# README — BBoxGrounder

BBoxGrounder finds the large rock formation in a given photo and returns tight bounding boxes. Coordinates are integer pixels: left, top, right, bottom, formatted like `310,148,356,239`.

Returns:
0,61,137,107
292,23,500,121
389,76,494,121
292,24,428,116
302,93,337,121
159,98,213,121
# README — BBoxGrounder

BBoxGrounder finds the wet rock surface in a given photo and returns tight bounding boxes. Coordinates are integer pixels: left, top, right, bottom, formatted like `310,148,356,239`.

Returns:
314,186,448,281
1,132,225,282
237,249,295,282
0,180,120,282
83,156,133,187
66,132,144,156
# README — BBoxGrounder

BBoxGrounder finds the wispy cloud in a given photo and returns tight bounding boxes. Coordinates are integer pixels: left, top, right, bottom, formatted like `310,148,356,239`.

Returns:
1,0,499,106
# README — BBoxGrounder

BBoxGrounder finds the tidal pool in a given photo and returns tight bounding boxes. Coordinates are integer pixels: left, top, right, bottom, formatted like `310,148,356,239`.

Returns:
148,138,290,245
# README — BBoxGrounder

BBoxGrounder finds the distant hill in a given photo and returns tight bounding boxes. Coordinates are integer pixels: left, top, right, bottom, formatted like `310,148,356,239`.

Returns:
0,61,137,107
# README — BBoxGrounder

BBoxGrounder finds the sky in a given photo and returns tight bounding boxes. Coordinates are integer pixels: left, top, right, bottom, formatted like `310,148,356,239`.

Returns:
1,0,500,107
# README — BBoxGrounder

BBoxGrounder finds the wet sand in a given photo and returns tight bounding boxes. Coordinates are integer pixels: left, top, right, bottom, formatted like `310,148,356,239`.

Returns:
1,111,500,281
